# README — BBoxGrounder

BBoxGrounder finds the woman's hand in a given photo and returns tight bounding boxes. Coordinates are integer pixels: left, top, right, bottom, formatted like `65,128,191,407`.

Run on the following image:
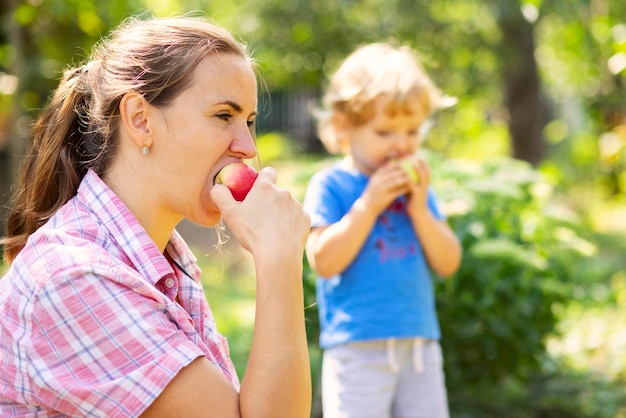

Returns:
211,166,310,261
209,166,312,418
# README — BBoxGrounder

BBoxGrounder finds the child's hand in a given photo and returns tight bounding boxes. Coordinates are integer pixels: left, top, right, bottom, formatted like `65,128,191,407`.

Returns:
361,161,416,214
405,158,430,213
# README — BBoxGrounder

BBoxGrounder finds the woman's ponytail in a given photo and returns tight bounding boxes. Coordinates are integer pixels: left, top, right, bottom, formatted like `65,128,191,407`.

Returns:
2,66,94,263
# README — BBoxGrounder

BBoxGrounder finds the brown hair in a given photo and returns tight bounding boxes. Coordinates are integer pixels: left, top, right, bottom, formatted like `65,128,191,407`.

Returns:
2,14,252,263
316,42,442,154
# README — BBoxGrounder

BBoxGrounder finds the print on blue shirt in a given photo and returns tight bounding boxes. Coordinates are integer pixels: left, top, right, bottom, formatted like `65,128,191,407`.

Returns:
376,201,421,263
303,163,446,349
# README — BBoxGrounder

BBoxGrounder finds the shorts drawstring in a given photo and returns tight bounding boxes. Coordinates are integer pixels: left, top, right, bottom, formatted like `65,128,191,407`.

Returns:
412,338,424,373
386,338,425,374
386,338,400,373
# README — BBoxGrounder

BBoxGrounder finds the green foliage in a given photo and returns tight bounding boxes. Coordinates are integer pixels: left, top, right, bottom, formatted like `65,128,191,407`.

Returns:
291,152,626,416
303,254,323,416
2,0,625,198
448,365,626,418
1,2,624,414
255,132,294,164
429,155,598,389
198,245,257,380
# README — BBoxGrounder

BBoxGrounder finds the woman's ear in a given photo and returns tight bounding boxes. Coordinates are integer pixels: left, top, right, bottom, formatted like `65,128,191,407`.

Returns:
119,92,153,149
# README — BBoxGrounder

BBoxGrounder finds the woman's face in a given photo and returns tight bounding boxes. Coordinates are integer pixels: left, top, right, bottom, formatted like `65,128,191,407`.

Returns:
150,53,258,226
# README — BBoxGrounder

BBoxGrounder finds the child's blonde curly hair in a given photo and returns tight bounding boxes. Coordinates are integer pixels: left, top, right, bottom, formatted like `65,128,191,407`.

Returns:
316,43,443,155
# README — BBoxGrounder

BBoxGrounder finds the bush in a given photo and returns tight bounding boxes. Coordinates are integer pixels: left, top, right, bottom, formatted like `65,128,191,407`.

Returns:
297,154,608,416
447,362,626,418
429,156,597,390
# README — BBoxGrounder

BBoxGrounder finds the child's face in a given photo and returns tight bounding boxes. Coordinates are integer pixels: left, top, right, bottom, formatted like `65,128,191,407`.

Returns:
344,95,427,176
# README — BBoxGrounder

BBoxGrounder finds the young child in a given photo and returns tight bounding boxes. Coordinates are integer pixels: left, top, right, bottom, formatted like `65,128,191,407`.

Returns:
303,42,462,418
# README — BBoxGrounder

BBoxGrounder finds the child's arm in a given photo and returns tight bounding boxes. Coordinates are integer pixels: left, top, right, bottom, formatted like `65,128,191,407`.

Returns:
406,159,462,277
411,212,462,277
306,198,377,278
306,164,407,278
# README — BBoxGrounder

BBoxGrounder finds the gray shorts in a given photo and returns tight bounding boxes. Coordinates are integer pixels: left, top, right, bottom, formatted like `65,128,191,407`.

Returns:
322,338,450,418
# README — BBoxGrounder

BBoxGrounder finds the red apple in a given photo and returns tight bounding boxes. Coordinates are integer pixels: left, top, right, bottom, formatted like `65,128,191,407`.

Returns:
216,163,258,201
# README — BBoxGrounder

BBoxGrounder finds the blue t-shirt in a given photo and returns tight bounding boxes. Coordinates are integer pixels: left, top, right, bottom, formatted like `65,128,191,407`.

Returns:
303,163,445,349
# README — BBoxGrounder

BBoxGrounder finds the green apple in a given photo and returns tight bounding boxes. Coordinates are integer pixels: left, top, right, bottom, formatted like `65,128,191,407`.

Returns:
398,158,419,183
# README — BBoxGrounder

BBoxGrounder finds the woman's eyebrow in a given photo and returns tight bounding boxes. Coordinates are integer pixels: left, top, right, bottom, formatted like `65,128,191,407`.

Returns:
219,100,257,116
221,100,242,112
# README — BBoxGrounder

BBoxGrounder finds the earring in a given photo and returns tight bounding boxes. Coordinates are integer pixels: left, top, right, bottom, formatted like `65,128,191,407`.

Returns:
142,141,149,156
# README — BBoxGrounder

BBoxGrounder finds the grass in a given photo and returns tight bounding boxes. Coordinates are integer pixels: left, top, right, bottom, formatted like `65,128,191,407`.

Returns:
548,304,626,379
194,240,257,380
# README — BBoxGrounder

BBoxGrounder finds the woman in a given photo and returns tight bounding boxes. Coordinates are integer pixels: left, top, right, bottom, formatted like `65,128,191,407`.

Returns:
0,15,311,417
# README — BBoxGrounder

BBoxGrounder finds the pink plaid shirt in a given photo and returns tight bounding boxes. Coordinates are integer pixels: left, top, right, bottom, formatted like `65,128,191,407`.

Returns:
0,169,239,417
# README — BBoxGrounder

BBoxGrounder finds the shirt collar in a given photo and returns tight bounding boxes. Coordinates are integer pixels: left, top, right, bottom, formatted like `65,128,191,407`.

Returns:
76,169,199,286
165,230,202,282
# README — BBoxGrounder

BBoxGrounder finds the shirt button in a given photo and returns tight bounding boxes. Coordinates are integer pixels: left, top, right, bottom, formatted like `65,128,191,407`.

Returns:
165,278,175,289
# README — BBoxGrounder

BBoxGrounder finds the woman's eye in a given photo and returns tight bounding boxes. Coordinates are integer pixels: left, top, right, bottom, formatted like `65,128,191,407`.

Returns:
247,119,256,128
217,113,232,121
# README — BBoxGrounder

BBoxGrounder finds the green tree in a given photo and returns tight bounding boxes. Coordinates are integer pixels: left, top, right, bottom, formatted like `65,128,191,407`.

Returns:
222,0,625,172
2,0,624,221
0,0,147,228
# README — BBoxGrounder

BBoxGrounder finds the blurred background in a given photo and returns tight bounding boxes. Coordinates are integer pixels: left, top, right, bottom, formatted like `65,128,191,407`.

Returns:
1,0,625,416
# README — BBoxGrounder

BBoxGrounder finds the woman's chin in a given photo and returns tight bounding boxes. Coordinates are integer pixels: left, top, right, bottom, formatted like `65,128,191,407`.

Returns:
187,206,221,228
199,212,222,227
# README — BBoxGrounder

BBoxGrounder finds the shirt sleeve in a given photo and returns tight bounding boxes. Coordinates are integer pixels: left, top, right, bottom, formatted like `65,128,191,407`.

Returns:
303,171,345,228
26,262,205,417
427,186,446,221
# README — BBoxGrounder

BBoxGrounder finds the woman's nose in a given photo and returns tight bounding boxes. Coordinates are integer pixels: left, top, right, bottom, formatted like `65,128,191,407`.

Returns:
230,124,257,159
